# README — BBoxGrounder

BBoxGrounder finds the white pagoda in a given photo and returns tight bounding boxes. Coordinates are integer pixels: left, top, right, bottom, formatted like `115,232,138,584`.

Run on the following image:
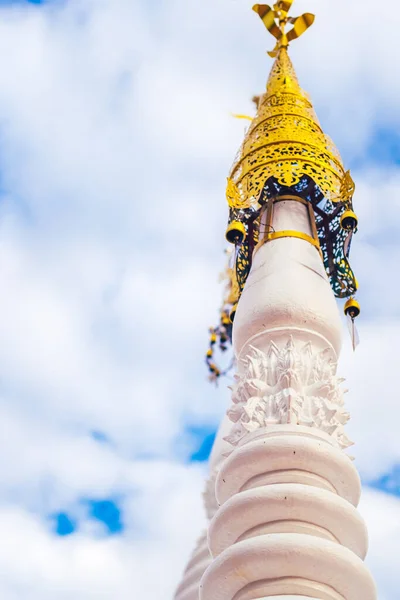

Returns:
174,3,377,600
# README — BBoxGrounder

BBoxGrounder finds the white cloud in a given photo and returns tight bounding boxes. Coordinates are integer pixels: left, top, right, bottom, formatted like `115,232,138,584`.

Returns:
0,0,395,597
361,489,400,600
0,461,207,599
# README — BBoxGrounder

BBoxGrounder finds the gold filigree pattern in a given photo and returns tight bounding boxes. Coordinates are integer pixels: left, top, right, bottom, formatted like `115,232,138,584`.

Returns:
226,177,250,209
223,4,358,303
339,170,356,206
229,46,346,208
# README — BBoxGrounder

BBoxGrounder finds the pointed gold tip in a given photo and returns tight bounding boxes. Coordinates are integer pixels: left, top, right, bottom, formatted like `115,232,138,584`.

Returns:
253,2,315,57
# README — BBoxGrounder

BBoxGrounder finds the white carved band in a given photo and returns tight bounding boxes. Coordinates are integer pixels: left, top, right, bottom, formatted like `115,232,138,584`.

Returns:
175,557,212,597
176,581,205,600
241,467,337,495
199,534,376,600
226,339,352,450
216,434,361,507
184,546,210,574
233,579,346,600
203,473,219,520
256,597,327,600
208,483,368,559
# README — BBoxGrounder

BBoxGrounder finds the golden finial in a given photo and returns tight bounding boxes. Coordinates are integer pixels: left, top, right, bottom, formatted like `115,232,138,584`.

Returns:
221,2,358,307
208,1,360,382
226,3,345,213
253,2,315,57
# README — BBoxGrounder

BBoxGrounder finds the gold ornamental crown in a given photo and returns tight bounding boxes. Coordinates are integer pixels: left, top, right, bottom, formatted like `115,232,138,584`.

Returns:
228,2,345,210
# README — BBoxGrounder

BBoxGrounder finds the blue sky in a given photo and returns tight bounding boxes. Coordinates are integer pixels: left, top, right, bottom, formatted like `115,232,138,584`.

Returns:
0,0,396,598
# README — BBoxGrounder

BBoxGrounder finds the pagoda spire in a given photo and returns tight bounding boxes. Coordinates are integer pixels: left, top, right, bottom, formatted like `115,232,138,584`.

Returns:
196,3,377,600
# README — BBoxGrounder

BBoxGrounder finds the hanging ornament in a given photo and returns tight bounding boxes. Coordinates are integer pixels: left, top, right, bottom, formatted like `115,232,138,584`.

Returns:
344,298,360,351
340,209,358,232
225,220,246,245
205,250,238,383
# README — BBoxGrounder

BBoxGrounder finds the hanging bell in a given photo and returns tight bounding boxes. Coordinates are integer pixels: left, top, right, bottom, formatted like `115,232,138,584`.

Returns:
340,209,358,232
344,297,360,319
229,303,238,323
344,297,360,351
225,221,246,245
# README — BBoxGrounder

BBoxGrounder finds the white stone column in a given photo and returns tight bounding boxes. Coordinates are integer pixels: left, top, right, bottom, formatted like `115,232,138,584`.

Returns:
174,418,233,600
200,200,377,600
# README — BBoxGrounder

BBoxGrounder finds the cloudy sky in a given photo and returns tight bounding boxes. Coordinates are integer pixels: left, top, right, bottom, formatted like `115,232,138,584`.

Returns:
0,0,396,598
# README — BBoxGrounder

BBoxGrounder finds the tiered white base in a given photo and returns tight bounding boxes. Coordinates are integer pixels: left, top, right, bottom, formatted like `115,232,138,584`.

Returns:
201,428,376,600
